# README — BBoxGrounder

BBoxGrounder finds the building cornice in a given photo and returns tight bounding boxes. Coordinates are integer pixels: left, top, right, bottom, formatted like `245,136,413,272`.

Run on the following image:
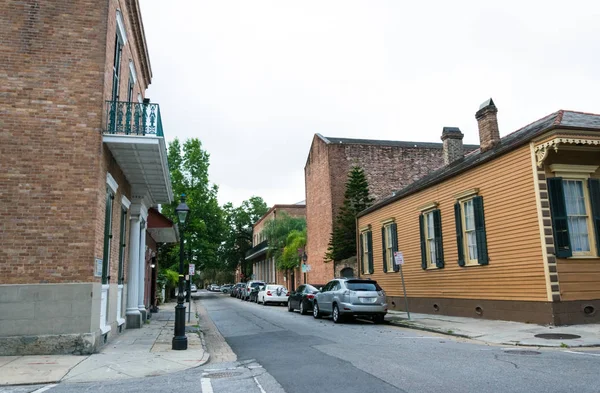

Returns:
126,0,152,87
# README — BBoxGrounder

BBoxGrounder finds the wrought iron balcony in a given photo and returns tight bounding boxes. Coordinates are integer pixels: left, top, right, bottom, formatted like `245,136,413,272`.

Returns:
104,100,163,137
245,240,269,260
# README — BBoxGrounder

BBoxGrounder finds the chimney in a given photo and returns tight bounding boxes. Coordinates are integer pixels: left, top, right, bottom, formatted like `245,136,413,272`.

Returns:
441,127,464,165
475,98,500,152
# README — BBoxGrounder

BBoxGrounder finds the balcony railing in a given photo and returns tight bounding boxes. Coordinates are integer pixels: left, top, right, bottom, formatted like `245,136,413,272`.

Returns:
104,101,164,137
245,240,268,259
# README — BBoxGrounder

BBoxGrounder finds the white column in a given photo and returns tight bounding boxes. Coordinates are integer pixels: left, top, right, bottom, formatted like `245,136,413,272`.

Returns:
138,217,148,320
126,213,141,328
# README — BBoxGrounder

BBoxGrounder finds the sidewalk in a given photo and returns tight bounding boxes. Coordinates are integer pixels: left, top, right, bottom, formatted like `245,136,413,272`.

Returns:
0,300,209,386
386,310,600,347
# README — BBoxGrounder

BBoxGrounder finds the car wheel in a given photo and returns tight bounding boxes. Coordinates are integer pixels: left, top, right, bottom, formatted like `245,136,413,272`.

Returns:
287,300,293,312
373,314,385,324
299,301,307,315
332,304,342,324
313,302,322,319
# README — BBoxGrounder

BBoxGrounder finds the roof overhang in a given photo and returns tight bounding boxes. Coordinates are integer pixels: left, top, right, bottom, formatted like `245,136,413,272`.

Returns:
147,226,178,243
245,245,268,261
103,135,173,204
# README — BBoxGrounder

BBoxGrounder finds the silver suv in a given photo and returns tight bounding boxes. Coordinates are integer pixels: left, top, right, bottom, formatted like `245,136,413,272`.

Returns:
313,278,387,324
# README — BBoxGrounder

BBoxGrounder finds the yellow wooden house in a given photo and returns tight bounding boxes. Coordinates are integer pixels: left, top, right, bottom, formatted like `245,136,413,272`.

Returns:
356,99,600,325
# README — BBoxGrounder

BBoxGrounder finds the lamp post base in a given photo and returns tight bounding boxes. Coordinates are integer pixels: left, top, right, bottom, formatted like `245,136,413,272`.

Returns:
172,301,188,350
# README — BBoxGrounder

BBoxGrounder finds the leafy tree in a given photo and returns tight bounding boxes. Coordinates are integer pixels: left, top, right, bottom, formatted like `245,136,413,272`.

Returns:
325,166,374,262
262,212,306,270
161,138,225,276
280,229,307,270
219,197,269,280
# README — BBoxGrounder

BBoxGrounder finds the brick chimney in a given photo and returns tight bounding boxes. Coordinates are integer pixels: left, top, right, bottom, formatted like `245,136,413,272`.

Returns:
440,127,464,165
475,98,500,152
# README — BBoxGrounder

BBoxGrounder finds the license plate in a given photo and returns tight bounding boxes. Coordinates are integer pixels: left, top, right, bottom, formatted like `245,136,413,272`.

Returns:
359,297,377,304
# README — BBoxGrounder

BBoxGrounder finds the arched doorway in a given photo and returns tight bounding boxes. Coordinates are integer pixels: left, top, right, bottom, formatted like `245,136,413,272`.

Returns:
340,267,354,278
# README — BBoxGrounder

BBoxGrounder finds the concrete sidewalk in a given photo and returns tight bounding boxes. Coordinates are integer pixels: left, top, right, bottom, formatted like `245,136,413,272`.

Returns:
0,300,209,386
386,310,600,347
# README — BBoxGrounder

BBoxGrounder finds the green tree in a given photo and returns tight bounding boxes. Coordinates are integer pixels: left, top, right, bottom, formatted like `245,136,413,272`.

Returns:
262,212,306,270
162,138,226,275
280,229,307,270
220,197,269,280
325,166,374,262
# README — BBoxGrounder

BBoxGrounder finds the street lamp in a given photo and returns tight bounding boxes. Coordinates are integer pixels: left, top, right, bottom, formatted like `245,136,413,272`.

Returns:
172,194,190,350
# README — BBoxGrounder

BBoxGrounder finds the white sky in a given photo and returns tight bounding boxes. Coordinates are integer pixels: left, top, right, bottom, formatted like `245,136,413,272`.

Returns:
141,1,600,208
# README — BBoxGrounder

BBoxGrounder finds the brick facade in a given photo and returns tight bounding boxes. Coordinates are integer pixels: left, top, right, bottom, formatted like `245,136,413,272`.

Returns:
304,134,478,284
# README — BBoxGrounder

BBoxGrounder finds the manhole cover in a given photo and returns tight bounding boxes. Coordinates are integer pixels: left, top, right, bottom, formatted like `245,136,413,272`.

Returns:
534,333,581,340
204,371,242,379
503,350,541,355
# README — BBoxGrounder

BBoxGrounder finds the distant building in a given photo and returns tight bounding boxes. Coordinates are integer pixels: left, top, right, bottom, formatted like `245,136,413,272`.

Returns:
304,134,478,284
0,0,173,354
244,203,306,291
357,99,600,325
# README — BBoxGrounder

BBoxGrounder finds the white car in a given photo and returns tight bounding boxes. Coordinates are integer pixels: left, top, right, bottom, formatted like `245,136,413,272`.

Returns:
258,285,289,306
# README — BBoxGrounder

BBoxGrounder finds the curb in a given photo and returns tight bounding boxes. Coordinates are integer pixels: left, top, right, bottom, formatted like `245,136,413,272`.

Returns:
386,319,473,340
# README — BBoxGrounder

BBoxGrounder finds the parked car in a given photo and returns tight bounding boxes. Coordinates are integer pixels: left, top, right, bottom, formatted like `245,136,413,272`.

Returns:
241,280,265,301
231,283,245,298
312,278,387,324
258,284,289,306
287,283,323,314
209,284,221,292
191,284,198,292
221,284,233,293
249,285,262,303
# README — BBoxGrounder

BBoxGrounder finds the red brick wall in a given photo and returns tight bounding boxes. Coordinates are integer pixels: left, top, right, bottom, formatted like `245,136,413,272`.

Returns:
305,136,465,284
0,0,149,284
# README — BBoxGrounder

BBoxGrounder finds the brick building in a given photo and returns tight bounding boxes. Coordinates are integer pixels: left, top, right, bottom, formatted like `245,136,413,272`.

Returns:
244,203,306,291
0,0,173,355
304,134,478,284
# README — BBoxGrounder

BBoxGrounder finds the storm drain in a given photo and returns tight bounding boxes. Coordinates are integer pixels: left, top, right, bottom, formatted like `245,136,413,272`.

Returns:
503,350,541,355
534,333,581,340
203,371,242,379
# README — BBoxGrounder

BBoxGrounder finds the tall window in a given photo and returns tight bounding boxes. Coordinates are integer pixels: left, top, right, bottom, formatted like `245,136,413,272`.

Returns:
127,75,134,103
381,222,398,272
102,187,115,284
564,180,590,253
454,195,488,266
548,171,600,258
419,209,444,269
360,230,373,274
117,206,128,285
111,34,123,101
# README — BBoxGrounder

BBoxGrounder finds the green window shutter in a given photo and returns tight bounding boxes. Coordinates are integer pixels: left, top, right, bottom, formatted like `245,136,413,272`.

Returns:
359,233,365,274
433,209,444,268
102,190,114,284
588,178,600,255
392,223,400,272
367,231,374,274
473,196,489,265
118,208,127,285
454,203,465,267
419,214,427,270
547,177,572,258
381,226,388,273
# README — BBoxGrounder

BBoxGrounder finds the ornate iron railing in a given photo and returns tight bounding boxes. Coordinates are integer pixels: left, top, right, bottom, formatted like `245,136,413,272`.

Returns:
104,101,164,137
245,240,269,259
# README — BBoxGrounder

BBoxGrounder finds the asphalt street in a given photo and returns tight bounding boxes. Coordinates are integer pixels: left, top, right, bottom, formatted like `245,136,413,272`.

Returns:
2,290,599,393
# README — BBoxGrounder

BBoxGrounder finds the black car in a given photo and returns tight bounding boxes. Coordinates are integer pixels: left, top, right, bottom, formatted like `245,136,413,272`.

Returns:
249,285,263,303
231,283,244,298
287,283,323,314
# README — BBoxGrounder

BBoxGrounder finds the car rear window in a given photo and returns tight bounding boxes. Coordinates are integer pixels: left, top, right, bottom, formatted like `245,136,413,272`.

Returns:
346,280,382,291
250,282,265,288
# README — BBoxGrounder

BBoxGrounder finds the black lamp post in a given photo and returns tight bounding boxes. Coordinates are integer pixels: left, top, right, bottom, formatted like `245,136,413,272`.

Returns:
172,194,190,350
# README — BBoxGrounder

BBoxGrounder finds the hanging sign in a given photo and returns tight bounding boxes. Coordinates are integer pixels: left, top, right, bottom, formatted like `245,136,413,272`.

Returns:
189,264,195,275
394,251,405,266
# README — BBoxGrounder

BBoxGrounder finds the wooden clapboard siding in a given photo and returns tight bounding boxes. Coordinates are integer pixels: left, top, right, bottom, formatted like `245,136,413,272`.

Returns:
557,258,600,300
359,145,548,301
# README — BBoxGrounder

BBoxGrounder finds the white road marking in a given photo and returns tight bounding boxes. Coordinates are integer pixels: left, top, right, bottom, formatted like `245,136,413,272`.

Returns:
201,377,214,393
32,385,57,393
564,350,600,357
254,376,268,393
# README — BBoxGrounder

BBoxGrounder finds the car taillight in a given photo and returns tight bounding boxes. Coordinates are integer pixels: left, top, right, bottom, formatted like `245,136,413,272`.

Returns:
306,294,315,299
267,291,271,296
286,292,290,296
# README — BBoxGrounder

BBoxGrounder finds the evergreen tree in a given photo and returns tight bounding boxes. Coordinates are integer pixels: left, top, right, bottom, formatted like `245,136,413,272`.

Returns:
325,166,374,262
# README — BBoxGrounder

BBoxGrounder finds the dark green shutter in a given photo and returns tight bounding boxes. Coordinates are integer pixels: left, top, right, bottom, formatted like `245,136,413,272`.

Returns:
419,214,427,270
367,231,374,274
102,189,114,284
454,203,465,267
473,196,489,265
547,177,572,258
588,178,600,255
392,223,400,272
118,207,127,284
381,226,388,273
359,233,365,274
433,209,444,268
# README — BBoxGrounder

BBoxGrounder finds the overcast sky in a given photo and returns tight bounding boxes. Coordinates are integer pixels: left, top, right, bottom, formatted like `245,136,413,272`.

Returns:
140,1,600,208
